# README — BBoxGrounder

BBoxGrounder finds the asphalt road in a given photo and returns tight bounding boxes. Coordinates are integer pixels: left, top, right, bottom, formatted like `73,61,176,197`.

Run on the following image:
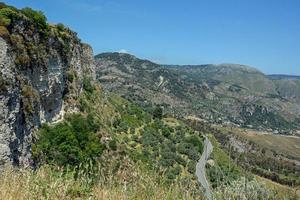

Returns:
196,137,213,200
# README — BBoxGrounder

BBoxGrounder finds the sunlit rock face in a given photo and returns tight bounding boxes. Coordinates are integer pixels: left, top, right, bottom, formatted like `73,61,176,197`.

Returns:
0,26,95,167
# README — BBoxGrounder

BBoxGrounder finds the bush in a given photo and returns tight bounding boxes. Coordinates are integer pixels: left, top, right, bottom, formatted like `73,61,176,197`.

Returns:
187,160,196,173
21,85,39,115
0,7,22,26
141,131,159,147
165,167,181,180
0,25,9,38
83,77,95,93
152,106,163,119
213,177,275,200
56,23,65,32
15,54,30,67
108,139,117,151
66,70,75,82
21,7,48,31
185,135,203,153
0,73,9,92
10,33,24,51
32,114,104,167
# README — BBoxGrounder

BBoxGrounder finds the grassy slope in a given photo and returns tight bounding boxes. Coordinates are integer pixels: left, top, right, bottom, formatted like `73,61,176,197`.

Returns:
108,94,204,183
256,176,299,200
219,126,300,160
242,133,300,160
208,134,299,199
0,84,288,200
0,165,202,200
206,135,243,188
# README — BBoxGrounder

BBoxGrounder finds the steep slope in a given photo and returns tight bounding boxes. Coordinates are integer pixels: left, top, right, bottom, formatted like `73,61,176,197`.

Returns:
95,53,192,116
95,53,300,133
268,75,300,103
0,4,95,167
169,64,277,94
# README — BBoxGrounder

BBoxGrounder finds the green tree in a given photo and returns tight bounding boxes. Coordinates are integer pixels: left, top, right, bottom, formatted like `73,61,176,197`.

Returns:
21,7,48,31
32,114,104,167
152,106,163,119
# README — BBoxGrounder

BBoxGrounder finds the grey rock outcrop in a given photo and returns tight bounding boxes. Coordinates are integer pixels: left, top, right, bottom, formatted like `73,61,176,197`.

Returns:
0,32,95,167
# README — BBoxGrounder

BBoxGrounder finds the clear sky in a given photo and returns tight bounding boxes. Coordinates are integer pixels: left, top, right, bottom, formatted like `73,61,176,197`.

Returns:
4,0,300,75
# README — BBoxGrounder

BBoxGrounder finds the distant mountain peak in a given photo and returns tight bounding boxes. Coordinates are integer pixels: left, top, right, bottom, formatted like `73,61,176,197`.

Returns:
215,63,262,73
95,52,137,60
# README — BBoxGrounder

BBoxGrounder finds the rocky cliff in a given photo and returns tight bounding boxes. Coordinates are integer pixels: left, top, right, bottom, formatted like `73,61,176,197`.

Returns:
0,4,95,167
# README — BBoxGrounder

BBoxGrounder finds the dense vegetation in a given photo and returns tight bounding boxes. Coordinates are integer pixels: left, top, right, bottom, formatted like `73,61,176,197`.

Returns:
240,104,295,132
32,78,204,185
109,94,204,181
201,122,300,187
29,78,299,198
32,114,104,167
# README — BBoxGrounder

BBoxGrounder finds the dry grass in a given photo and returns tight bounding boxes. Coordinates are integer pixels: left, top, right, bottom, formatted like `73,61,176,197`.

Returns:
0,167,83,200
241,133,300,160
0,153,288,200
93,182,198,200
218,126,300,160
0,162,202,200
256,176,299,200
0,165,288,200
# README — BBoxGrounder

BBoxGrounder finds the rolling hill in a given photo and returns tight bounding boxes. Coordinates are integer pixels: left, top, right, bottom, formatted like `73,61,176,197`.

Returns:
95,52,300,134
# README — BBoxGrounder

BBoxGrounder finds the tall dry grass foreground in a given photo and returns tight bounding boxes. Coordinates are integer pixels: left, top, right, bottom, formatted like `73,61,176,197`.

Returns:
0,165,203,200
0,161,285,200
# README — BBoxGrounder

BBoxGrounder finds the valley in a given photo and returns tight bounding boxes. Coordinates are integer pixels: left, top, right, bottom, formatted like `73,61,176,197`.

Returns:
0,2,299,200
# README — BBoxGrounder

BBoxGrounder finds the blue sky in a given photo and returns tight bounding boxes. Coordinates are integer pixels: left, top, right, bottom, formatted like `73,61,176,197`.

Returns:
4,0,300,75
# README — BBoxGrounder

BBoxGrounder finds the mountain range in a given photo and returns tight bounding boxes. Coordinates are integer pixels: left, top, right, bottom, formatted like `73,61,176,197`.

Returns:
95,52,300,134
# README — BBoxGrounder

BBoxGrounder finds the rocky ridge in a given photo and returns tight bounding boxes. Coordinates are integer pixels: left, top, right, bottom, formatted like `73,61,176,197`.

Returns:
0,4,95,167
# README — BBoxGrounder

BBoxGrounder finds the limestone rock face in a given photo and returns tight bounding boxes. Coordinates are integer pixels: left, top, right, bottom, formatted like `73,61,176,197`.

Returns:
0,32,95,167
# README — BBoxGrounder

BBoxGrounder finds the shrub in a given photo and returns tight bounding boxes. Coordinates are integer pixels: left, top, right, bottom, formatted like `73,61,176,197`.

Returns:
21,85,39,115
141,131,159,147
21,7,48,31
213,177,275,200
152,106,163,119
187,160,196,173
10,33,24,51
165,168,179,180
108,139,117,151
0,7,22,26
0,25,9,38
185,135,203,153
15,54,30,67
0,73,9,92
66,69,75,83
32,114,104,167
86,113,100,132
83,77,95,93
56,23,65,32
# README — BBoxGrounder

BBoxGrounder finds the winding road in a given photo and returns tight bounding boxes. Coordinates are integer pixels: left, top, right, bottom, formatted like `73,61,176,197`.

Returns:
196,137,213,200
